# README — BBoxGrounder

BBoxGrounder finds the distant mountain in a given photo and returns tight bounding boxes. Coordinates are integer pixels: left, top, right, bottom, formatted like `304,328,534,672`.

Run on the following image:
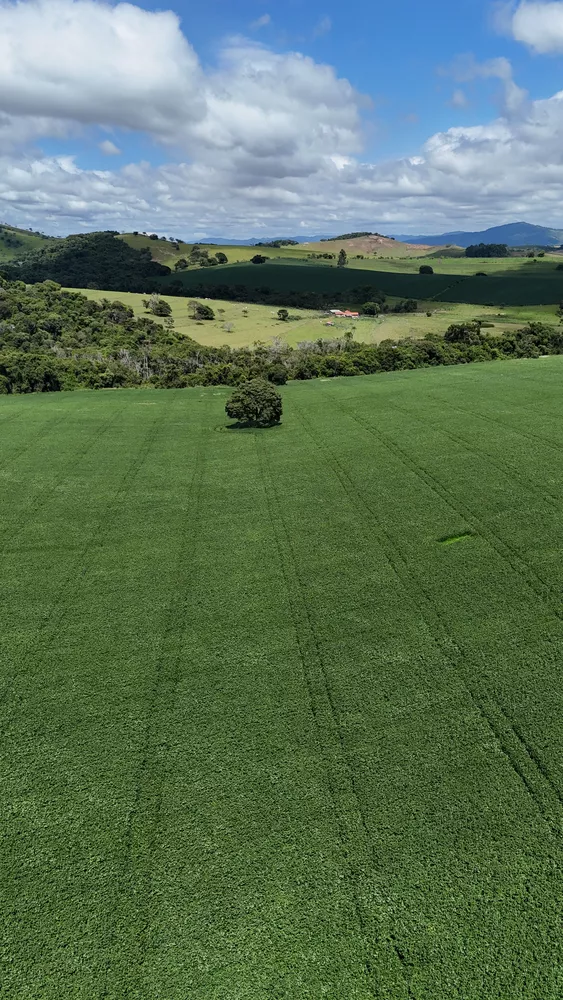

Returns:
392,222,563,248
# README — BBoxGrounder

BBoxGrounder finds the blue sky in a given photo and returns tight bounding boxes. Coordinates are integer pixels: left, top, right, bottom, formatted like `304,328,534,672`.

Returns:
2,0,563,236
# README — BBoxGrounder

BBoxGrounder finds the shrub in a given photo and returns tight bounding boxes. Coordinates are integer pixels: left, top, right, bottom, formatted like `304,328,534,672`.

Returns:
151,299,172,317
225,378,282,427
250,255,269,264
194,303,215,320
419,265,434,275
277,308,289,321
267,365,288,385
475,272,487,277
149,233,159,240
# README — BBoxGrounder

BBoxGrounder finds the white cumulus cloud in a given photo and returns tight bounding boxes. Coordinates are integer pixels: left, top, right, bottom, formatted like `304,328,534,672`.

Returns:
509,1,563,53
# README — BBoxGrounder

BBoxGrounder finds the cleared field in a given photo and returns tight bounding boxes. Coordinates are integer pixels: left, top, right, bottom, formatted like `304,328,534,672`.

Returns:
2,360,563,997
71,288,553,347
161,259,563,306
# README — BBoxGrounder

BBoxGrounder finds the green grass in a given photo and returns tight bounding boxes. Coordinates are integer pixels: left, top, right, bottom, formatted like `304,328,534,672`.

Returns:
3,360,563,996
161,258,563,306
0,223,55,261
71,288,555,348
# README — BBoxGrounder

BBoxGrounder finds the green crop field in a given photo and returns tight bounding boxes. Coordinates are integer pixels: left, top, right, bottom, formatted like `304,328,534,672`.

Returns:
3,359,563,997
162,258,563,306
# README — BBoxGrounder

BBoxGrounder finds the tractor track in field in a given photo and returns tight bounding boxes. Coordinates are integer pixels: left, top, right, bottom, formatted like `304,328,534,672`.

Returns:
383,396,563,517
0,394,176,717
300,392,563,841
0,406,71,475
256,432,415,1000
423,389,563,458
0,399,128,556
101,398,208,999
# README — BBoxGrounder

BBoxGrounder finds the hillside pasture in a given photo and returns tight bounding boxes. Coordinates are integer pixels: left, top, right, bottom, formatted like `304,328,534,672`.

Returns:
2,361,563,996
0,223,55,262
71,288,553,348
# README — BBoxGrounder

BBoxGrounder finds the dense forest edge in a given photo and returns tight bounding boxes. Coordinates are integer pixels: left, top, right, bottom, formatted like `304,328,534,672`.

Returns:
1,276,563,393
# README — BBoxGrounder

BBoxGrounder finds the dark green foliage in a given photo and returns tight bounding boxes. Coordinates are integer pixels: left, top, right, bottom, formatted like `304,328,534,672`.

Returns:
194,303,215,320
149,233,159,240
266,364,288,385
321,231,376,241
150,298,172,317
361,301,381,315
250,254,269,264
337,249,348,268
465,243,509,257
215,252,228,264
3,232,170,291
256,240,299,247
444,321,485,345
277,308,289,321
174,258,188,271
225,377,283,426
475,271,487,276
419,265,434,274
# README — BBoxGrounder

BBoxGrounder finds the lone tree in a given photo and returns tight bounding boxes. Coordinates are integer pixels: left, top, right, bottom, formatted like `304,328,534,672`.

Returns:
215,251,228,264
277,308,289,321
194,303,215,320
337,248,348,268
419,264,434,275
226,378,283,427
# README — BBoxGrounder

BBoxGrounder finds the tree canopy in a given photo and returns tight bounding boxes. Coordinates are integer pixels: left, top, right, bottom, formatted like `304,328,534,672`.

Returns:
465,243,509,258
3,232,170,291
225,378,283,427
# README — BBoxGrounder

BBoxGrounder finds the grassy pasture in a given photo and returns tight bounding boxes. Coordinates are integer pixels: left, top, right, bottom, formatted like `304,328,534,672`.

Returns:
72,287,554,347
0,224,54,262
3,361,563,996
162,258,563,306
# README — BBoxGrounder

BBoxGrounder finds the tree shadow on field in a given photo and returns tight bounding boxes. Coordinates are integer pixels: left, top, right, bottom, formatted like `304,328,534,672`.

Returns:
225,420,282,431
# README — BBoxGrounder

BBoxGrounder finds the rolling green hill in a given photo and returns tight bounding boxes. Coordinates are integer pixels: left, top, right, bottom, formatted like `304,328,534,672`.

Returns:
2,360,563,996
0,223,55,262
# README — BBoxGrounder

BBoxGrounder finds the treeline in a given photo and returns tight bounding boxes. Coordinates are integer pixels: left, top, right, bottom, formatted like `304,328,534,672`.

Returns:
0,278,562,394
465,243,509,258
2,231,170,291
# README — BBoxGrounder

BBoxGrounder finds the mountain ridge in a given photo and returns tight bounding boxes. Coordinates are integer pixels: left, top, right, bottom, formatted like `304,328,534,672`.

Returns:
391,222,563,248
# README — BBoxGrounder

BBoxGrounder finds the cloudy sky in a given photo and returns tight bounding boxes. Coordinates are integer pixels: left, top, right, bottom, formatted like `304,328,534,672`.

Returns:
2,0,563,238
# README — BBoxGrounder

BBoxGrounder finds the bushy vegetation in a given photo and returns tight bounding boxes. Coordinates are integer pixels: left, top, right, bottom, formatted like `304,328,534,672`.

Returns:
225,378,282,426
465,243,509,257
1,277,563,394
3,231,170,291
255,239,299,247
321,231,380,241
